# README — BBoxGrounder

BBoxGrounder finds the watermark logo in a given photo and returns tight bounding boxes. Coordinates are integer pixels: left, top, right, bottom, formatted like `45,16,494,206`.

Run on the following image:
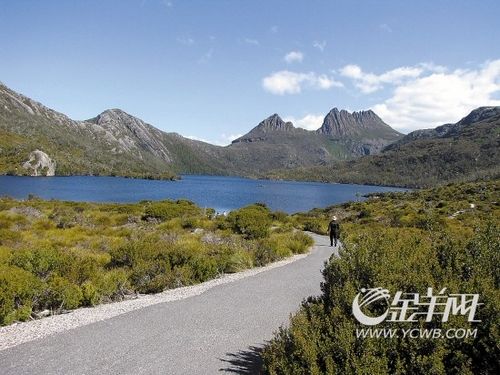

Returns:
352,287,482,339
352,287,390,326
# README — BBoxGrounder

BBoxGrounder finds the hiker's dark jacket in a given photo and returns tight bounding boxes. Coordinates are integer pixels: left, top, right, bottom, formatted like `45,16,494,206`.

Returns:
328,221,340,238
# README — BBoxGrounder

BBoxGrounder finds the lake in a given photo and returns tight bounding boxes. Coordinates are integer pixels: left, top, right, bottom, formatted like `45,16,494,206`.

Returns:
0,175,407,213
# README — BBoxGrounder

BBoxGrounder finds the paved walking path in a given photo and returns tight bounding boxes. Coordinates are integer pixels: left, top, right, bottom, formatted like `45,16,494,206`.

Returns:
0,233,337,374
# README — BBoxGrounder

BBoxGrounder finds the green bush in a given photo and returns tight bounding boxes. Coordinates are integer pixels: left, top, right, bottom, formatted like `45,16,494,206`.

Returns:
43,276,83,310
10,247,64,280
225,249,254,273
292,214,327,235
287,232,314,254
262,202,500,374
81,281,100,306
302,220,325,234
271,210,289,222
143,199,201,222
0,265,41,325
0,197,306,325
96,269,130,300
227,204,272,239
131,258,171,293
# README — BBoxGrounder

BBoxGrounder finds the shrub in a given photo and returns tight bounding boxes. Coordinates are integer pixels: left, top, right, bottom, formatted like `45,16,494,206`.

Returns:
253,241,280,266
287,232,314,254
96,269,130,300
0,246,12,264
0,265,41,325
262,223,500,374
143,200,201,222
43,276,83,310
302,220,325,234
10,247,64,280
225,249,254,273
131,259,171,293
81,281,100,306
0,197,305,325
227,204,272,239
271,210,288,222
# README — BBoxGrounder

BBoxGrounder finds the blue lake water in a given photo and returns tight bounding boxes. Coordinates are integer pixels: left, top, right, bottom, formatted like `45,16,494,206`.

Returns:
0,175,407,213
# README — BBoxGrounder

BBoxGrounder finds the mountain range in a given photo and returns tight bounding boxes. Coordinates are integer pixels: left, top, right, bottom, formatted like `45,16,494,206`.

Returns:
0,82,401,179
1,82,498,187
269,107,500,187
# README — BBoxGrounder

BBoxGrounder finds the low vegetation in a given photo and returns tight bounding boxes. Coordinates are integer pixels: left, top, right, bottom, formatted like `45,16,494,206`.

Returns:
0,198,312,326
262,179,500,374
268,111,500,188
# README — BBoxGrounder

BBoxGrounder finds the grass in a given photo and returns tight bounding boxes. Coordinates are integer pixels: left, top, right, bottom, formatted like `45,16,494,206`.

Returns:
0,198,312,326
262,179,499,374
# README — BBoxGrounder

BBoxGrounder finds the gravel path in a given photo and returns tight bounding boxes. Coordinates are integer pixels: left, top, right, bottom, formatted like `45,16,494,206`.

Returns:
0,233,336,374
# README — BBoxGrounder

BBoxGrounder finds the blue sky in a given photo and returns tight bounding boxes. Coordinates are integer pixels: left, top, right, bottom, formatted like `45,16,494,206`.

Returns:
1,0,499,144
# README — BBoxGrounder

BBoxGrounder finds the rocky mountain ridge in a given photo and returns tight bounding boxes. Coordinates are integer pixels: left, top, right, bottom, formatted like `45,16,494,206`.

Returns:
386,106,500,150
0,82,405,179
269,106,500,187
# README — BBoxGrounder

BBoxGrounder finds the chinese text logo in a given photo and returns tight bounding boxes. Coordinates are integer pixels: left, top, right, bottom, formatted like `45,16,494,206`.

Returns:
353,287,481,326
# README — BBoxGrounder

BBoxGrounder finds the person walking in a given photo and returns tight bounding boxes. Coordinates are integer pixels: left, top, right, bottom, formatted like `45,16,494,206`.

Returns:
328,216,340,247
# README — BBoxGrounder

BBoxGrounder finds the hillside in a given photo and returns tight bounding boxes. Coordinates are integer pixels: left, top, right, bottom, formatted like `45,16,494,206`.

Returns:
268,107,500,188
0,84,177,179
0,83,402,179
263,179,500,374
317,108,402,154
225,111,402,173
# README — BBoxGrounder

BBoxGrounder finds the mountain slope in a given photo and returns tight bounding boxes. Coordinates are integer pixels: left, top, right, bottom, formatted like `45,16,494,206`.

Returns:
0,83,240,178
225,111,402,174
317,108,402,153
226,114,351,172
86,108,232,175
268,107,500,187
0,82,403,179
0,84,178,178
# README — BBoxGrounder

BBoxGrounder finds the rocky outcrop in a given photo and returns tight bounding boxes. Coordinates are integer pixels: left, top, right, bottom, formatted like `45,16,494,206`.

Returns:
256,114,295,133
385,106,500,150
316,108,401,139
457,106,500,126
232,114,295,143
0,82,405,179
22,150,56,176
87,109,172,162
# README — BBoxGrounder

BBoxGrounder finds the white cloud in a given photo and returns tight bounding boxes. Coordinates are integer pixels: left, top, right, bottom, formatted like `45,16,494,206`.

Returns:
313,40,326,52
262,70,343,95
370,60,500,132
340,64,423,93
270,25,279,33
244,38,259,46
284,114,324,131
317,75,338,89
284,51,304,64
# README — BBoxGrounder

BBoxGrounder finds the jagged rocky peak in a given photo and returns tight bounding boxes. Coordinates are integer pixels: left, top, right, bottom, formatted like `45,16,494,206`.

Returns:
88,108,162,138
457,106,500,126
317,108,391,137
232,114,295,143
90,108,148,130
256,113,295,132
87,108,171,161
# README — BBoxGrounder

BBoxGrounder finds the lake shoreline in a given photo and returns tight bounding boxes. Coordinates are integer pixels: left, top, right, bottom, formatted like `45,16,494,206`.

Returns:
0,175,407,213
